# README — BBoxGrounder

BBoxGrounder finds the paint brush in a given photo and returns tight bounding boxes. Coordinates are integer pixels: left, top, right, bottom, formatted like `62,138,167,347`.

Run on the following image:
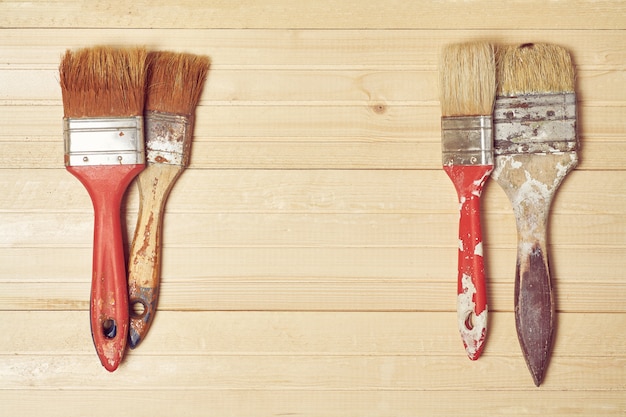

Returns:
60,46,147,371
440,42,496,360
493,43,577,386
127,51,210,348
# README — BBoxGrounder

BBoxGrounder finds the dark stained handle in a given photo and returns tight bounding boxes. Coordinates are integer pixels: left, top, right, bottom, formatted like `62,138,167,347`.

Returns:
515,239,555,387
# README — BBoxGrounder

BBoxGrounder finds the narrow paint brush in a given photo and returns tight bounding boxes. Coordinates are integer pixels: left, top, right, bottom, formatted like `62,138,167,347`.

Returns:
60,46,147,371
127,51,210,348
440,42,496,360
493,43,577,386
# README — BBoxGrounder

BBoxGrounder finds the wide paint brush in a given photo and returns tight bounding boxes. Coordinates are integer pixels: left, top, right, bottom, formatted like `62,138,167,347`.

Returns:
439,42,496,360
127,51,210,348
493,43,577,386
60,46,147,371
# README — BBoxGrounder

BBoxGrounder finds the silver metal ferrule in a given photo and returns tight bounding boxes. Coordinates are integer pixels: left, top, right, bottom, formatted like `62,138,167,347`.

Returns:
64,116,145,167
144,111,194,166
441,115,493,166
494,92,577,155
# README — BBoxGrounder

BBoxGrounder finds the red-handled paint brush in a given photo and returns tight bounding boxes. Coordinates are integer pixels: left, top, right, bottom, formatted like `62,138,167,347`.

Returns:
127,51,210,349
439,42,496,360
60,46,147,371
493,43,577,386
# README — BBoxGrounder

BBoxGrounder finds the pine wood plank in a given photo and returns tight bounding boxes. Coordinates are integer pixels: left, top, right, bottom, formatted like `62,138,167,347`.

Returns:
1,29,625,70
4,139,626,170
1,390,624,417
0,354,624,390
1,1,625,29
1,104,623,143
0,211,623,248
1,311,624,358
3,68,625,104
0,169,621,216
0,246,624,284
1,279,624,313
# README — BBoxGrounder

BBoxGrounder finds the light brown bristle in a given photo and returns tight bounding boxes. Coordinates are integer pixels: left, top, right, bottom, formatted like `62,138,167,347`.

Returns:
496,43,575,97
59,46,147,118
439,42,496,117
145,51,211,115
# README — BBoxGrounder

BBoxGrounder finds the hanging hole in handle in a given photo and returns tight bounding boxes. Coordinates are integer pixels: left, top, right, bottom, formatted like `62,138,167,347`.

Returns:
130,299,147,319
102,319,117,339
464,313,475,331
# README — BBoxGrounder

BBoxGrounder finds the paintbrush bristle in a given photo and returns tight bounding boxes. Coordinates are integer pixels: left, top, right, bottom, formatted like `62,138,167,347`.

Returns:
145,51,211,115
440,42,496,117
496,43,575,97
59,46,147,118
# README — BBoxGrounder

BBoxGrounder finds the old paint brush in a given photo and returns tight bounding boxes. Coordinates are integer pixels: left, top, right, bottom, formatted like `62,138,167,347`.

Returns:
493,43,577,386
440,42,496,360
60,46,147,371
127,51,210,348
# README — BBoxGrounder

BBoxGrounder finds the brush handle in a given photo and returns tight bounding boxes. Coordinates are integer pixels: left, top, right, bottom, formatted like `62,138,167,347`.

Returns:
444,164,492,360
67,164,144,372
494,152,576,386
128,163,184,348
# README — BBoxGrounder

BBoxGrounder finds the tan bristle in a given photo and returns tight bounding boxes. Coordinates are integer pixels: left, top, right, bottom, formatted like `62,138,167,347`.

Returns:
145,51,211,115
59,46,147,118
496,43,575,97
439,42,496,117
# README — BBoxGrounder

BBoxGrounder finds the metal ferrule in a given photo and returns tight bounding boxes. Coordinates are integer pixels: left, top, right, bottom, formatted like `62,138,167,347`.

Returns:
494,92,577,155
64,116,145,167
144,111,194,167
441,115,493,166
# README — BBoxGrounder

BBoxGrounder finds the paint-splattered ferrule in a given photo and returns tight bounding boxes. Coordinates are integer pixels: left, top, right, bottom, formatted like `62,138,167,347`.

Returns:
494,92,577,155
441,115,493,166
64,116,145,167
145,110,194,167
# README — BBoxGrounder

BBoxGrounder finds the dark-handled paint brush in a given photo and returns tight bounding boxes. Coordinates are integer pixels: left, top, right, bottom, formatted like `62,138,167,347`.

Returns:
60,46,147,371
493,43,577,386
440,42,496,360
127,51,210,348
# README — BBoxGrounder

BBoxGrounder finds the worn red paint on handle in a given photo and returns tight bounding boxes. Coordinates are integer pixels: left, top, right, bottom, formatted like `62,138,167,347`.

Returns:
443,164,492,360
67,164,144,371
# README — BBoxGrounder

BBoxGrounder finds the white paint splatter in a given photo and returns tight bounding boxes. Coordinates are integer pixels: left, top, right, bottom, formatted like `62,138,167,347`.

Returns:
457,273,488,359
459,239,464,252
474,241,483,257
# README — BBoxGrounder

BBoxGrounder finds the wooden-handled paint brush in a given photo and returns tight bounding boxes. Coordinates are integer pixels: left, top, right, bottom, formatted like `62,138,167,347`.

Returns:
493,43,577,386
60,46,147,371
440,42,496,360
127,51,210,349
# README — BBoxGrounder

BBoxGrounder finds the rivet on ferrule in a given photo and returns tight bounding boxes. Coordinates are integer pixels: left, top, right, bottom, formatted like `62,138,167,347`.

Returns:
64,116,145,167
441,115,494,166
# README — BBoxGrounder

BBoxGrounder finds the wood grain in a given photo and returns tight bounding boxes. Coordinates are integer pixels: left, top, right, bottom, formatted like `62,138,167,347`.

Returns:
1,1,626,415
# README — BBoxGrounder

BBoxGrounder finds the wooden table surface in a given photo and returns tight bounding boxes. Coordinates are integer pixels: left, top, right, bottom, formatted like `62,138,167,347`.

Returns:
1,1,626,415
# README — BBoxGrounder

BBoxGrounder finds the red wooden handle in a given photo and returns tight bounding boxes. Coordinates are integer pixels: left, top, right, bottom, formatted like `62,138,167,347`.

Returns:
67,164,144,371
444,164,492,360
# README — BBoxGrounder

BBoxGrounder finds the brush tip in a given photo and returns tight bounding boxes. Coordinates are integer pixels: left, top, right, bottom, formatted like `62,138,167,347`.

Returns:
496,43,575,96
59,46,148,118
145,51,211,115
439,41,496,117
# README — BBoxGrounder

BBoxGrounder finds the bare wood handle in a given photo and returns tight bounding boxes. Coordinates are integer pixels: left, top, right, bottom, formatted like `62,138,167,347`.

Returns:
128,163,184,348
